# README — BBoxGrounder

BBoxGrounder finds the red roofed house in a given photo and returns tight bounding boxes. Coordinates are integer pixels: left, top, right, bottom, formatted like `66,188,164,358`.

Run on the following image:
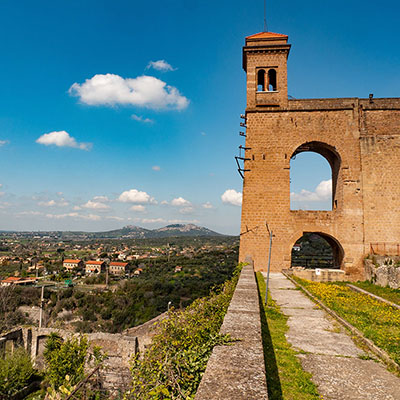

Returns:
1,277,37,286
85,260,106,275
1,277,22,286
63,259,84,271
109,262,128,276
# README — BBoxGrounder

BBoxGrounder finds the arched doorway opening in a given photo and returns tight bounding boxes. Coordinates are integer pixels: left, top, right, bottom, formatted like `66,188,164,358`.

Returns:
291,232,344,269
290,141,341,211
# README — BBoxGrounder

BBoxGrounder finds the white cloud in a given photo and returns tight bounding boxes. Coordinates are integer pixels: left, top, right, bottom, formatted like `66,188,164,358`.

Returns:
171,197,191,207
179,206,194,214
106,216,124,221
221,189,242,206
45,212,101,221
0,140,9,146
38,199,69,207
146,60,176,72
43,200,57,207
16,211,43,217
291,179,332,202
202,202,213,209
118,189,156,204
69,74,189,110
168,219,200,224
84,214,102,221
36,131,92,151
82,200,111,210
160,200,169,205
73,205,82,211
131,114,154,124
152,165,161,171
142,218,166,224
93,195,109,202
130,205,146,212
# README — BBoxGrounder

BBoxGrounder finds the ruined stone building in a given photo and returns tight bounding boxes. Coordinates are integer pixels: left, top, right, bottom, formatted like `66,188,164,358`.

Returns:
239,32,400,279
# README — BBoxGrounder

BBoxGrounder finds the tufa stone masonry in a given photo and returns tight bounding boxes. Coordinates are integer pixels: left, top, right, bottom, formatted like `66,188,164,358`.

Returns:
239,32,400,280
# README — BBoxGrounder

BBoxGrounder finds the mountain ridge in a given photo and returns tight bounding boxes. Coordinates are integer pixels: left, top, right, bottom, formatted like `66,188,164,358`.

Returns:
0,224,229,239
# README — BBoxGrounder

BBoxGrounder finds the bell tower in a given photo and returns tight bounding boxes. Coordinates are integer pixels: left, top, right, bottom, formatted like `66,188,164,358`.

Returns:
243,32,291,108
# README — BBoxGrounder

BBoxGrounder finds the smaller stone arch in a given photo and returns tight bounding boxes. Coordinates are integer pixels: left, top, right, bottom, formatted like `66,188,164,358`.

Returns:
290,141,342,209
290,231,345,269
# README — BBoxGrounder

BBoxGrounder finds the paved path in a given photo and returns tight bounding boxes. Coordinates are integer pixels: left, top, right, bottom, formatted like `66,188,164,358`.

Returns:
263,272,400,400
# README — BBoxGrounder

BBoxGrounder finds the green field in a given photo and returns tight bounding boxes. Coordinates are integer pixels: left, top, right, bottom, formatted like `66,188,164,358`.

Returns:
352,281,400,306
293,277,400,366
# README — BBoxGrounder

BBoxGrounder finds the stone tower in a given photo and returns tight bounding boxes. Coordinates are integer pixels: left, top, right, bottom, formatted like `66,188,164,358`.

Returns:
239,31,400,280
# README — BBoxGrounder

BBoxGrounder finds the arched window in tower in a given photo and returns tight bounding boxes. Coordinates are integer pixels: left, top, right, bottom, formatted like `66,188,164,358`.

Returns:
257,69,266,92
267,69,277,91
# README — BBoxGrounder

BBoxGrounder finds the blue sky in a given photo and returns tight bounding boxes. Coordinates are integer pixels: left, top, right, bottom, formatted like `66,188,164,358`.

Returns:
0,0,399,234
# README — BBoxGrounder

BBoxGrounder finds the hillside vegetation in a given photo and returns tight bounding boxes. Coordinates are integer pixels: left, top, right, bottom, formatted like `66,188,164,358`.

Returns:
0,246,238,334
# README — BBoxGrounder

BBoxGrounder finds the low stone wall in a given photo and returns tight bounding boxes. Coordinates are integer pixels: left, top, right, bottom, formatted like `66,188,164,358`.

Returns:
290,267,346,282
0,327,138,394
195,264,268,400
0,328,24,356
124,311,167,353
365,257,400,289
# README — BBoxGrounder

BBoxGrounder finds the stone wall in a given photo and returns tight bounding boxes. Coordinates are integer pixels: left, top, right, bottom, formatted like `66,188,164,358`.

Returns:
0,327,138,394
365,257,400,289
196,264,268,399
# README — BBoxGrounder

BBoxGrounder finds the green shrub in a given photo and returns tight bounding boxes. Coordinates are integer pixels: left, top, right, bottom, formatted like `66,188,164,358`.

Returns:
126,265,242,400
0,347,36,397
43,333,88,390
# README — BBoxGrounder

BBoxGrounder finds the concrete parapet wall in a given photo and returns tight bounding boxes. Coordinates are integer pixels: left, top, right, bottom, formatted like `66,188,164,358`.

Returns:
290,267,346,282
196,264,268,400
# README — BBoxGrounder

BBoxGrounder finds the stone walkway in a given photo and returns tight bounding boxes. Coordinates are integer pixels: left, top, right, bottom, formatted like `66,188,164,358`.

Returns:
263,272,400,400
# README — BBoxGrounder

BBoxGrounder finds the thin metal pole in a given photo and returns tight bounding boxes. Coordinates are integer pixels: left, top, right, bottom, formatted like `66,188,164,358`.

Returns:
263,0,267,32
264,227,273,305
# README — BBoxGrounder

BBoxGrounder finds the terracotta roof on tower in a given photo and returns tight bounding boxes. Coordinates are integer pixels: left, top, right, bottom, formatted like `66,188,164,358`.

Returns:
246,32,288,39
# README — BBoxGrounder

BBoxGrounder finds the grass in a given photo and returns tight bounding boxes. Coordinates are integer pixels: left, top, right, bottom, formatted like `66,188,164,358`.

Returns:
293,276,400,366
256,272,321,400
351,281,400,306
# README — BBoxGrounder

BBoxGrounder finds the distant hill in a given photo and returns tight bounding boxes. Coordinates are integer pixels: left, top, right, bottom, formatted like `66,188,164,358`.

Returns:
95,224,224,239
0,224,226,239
93,225,152,239
153,224,222,237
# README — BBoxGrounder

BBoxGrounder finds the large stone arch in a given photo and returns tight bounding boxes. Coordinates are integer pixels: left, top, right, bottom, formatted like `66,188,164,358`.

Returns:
289,141,342,209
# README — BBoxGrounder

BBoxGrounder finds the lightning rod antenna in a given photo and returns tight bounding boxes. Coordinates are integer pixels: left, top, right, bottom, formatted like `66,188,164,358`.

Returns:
263,0,267,32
